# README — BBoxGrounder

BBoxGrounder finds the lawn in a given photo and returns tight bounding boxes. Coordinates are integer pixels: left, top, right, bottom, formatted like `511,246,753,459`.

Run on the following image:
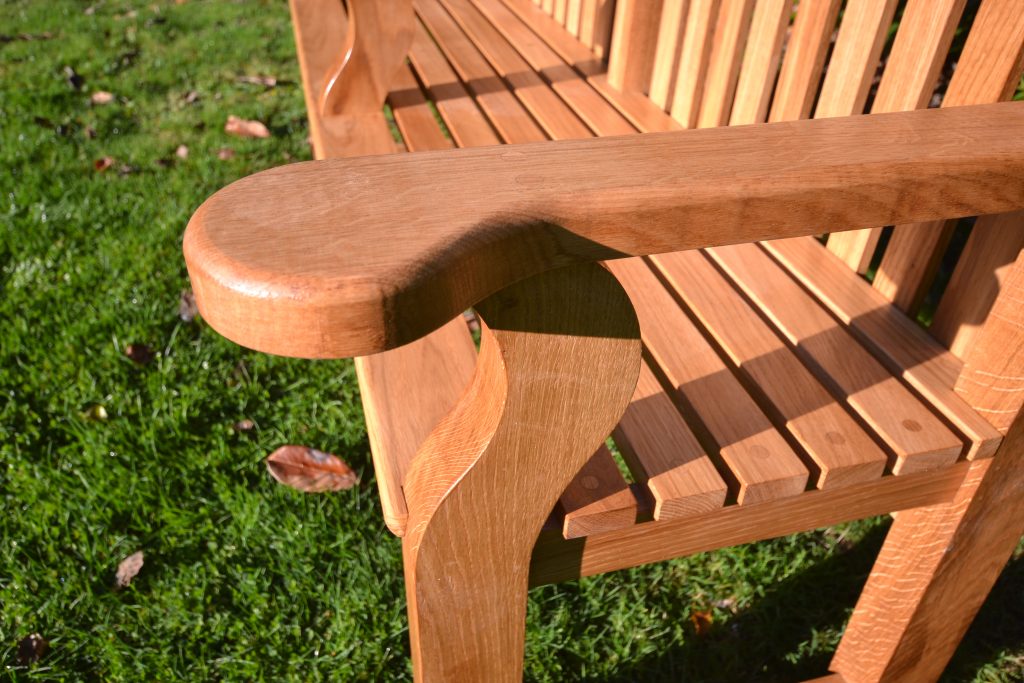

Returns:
1,1,1022,680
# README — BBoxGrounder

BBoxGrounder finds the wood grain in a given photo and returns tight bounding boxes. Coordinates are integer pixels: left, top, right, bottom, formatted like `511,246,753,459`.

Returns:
696,0,755,128
608,258,810,505
727,0,789,125
708,243,965,474
402,262,641,682
185,103,1024,359
651,249,889,489
607,0,665,91
613,361,729,520
669,0,721,127
530,460,971,586
931,211,1024,358
763,236,1003,460
648,0,689,110
559,445,643,538
768,0,841,123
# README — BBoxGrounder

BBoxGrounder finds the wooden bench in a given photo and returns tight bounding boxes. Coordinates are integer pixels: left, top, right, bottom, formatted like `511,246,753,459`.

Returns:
184,0,1024,679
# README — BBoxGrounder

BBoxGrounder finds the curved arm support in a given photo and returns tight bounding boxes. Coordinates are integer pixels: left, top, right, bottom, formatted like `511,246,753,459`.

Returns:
318,0,414,117
400,262,642,681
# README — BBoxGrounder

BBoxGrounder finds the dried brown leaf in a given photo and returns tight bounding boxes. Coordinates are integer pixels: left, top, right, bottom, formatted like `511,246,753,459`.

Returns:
16,633,48,665
224,115,270,139
178,290,198,322
689,609,713,637
182,90,199,104
114,550,144,589
91,90,114,104
124,343,154,365
266,445,359,493
94,156,114,172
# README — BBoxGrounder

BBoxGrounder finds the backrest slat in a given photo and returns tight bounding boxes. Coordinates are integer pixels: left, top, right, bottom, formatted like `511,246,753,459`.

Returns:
566,0,582,37
768,0,841,123
827,0,967,274
696,0,755,128
607,0,665,91
728,0,789,126
670,0,722,127
649,0,689,109
814,0,898,120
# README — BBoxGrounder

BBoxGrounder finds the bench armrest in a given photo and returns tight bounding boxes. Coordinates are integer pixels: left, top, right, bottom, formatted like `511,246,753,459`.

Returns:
184,102,1024,358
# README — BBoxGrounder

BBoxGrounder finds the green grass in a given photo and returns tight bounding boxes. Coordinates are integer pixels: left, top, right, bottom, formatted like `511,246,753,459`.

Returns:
1,1,1022,680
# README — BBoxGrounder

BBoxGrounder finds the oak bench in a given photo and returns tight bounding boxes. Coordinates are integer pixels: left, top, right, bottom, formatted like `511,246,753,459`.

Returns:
184,0,1024,680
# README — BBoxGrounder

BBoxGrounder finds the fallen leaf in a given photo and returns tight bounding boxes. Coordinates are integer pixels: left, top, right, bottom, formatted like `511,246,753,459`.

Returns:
175,144,189,159
16,633,48,665
94,156,113,172
182,90,199,104
114,551,144,589
64,65,84,90
91,90,114,104
178,290,198,322
217,147,235,160
233,418,255,432
237,75,277,87
224,115,270,139
689,609,713,637
124,343,154,365
266,446,359,493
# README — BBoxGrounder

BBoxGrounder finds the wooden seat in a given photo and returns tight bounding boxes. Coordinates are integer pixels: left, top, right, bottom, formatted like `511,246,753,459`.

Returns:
185,0,1024,679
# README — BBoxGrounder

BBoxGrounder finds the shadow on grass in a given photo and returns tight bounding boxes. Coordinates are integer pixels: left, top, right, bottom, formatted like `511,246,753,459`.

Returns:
594,523,1023,683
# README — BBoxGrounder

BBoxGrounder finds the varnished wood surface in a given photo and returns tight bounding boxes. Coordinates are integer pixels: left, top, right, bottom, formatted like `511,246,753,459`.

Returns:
185,102,1024,359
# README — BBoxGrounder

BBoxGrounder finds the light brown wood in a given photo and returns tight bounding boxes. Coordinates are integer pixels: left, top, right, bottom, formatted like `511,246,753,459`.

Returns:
589,74,683,132
813,0,897,119
607,0,665,91
768,0,841,123
872,0,1024,312
565,0,581,36
707,243,965,474
829,0,967,275
499,0,604,76
669,0,721,127
589,0,615,59
577,0,597,47
651,249,890,488
470,0,636,136
185,103,1024,359
402,262,641,682
696,0,755,128
932,211,1024,358
763,236,1003,460
389,63,452,153
613,361,729,520
648,0,689,110
530,460,972,586
833,269,1024,680
408,22,503,148
553,0,566,23
955,251,1024,433
727,0,789,125
558,445,643,538
438,0,592,139
608,258,810,505
415,0,548,144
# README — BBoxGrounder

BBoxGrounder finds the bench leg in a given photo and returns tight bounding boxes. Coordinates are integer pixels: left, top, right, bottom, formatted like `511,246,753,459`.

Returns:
831,413,1024,683
399,262,642,681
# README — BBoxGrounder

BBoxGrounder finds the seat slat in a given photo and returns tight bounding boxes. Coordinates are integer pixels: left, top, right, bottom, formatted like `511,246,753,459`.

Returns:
759,238,1003,460
389,63,452,152
415,0,548,143
408,22,503,147
438,0,593,139
830,0,967,279
651,249,890,489
728,0,789,126
669,0,721,127
608,258,810,506
559,445,644,538
768,0,841,123
470,0,636,135
614,361,729,520
873,0,1024,313
932,212,1024,359
696,0,755,128
708,243,965,474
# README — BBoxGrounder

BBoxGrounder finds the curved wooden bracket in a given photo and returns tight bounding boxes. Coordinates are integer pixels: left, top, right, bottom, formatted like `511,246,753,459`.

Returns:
400,262,642,681
318,0,415,118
